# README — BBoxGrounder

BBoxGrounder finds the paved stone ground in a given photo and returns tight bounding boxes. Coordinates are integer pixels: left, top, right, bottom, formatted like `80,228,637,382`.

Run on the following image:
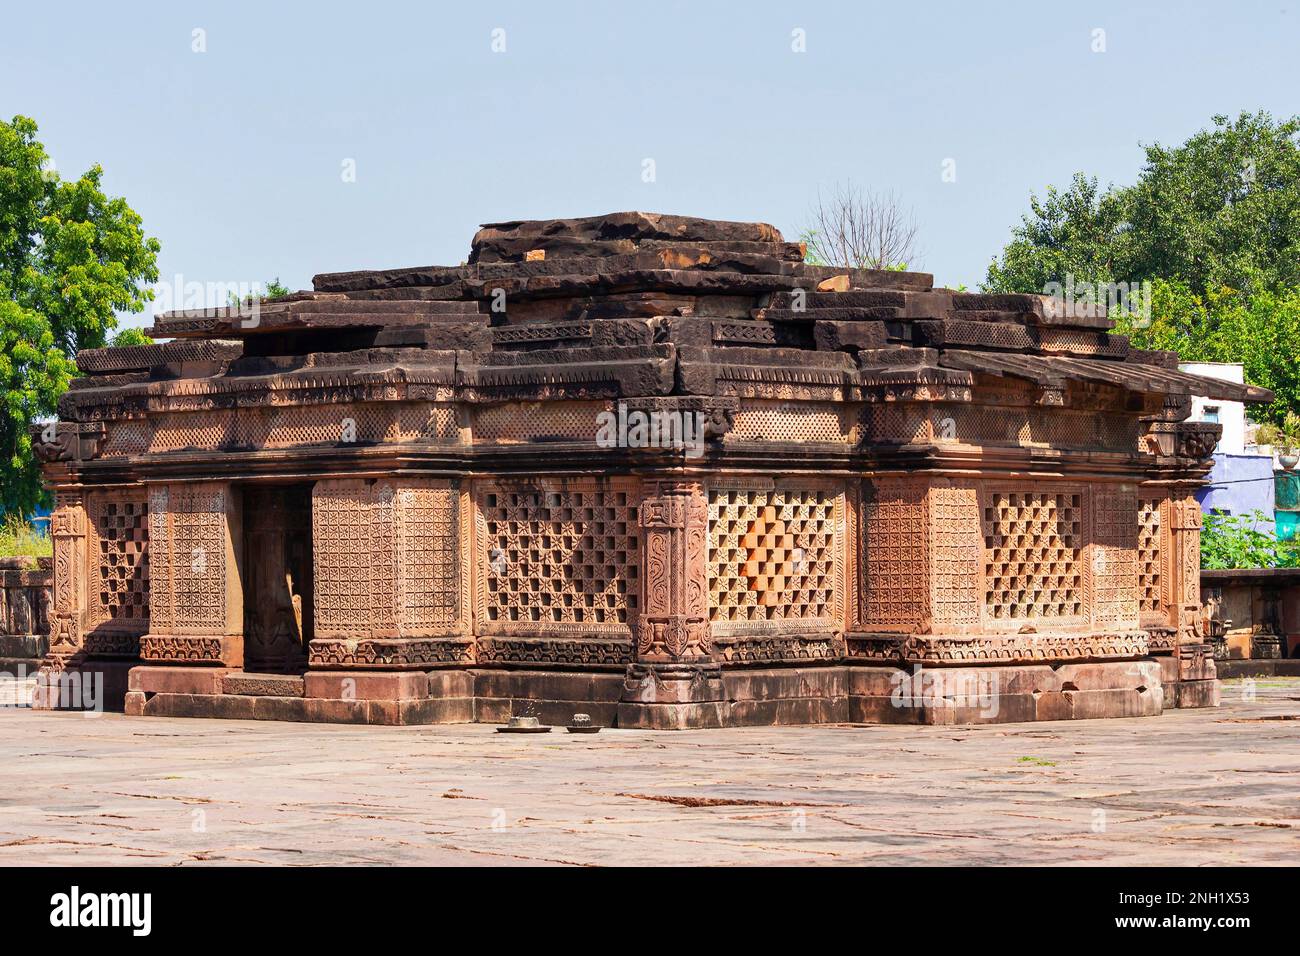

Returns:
0,679,1297,866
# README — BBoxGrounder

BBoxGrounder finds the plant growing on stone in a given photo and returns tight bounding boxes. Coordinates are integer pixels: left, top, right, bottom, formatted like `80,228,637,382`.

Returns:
800,182,919,270
1200,509,1293,569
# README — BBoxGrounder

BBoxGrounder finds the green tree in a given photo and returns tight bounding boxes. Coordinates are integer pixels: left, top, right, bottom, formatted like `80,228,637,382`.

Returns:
1112,279,1300,425
109,326,153,347
989,111,1300,425
0,115,160,515
984,173,1129,294
1125,112,1300,293
985,112,1300,295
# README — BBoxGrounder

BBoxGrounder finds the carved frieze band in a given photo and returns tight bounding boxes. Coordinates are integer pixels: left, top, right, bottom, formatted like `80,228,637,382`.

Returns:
846,631,1149,663
139,635,229,663
307,637,474,669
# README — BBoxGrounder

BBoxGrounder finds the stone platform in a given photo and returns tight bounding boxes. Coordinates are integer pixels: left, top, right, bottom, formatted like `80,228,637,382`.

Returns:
121,659,1171,728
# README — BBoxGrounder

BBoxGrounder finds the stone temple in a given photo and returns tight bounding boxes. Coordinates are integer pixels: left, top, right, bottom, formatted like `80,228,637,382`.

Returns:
32,212,1270,728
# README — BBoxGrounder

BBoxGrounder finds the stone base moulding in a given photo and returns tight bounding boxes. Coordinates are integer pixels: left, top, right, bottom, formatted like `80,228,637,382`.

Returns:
118,659,1173,728
31,657,134,712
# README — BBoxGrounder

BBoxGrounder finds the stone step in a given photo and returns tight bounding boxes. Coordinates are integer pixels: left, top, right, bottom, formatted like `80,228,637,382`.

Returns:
221,673,306,698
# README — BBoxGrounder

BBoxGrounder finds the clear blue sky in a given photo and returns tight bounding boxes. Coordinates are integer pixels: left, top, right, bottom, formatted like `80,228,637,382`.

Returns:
3,1,1297,327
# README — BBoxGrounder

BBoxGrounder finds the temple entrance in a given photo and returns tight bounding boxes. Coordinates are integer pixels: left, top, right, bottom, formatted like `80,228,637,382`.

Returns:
240,483,313,673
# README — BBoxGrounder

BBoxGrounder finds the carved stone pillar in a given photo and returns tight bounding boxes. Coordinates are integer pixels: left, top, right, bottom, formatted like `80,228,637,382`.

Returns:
1139,417,1220,707
619,480,723,728
1168,492,1203,637
47,493,88,657
32,494,90,709
1168,490,1216,696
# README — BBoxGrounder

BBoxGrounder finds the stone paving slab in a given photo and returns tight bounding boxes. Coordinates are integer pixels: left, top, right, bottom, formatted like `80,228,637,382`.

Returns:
0,679,1297,866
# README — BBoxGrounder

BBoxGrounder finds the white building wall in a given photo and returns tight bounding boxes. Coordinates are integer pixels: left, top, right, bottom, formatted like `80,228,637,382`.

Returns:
1180,361,1246,454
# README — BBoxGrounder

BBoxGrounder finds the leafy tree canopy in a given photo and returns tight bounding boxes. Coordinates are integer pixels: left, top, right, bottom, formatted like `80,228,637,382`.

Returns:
986,112,1300,425
109,326,153,347
0,115,160,515
1201,510,1299,570
986,111,1300,295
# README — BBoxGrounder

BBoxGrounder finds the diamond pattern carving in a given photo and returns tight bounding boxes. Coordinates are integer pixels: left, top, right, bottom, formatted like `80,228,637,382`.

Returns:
708,488,836,623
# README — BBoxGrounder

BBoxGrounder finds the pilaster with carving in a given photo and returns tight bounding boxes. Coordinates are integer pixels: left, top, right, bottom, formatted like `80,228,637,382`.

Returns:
48,493,88,657
618,479,723,727
1168,490,1209,660
636,480,710,663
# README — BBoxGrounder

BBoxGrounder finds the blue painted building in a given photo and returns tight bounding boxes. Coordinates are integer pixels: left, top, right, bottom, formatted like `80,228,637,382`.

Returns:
1196,453,1277,532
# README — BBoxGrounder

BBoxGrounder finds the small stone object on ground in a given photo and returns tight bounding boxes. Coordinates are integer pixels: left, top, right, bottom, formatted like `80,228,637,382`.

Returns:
496,715,551,734
567,713,600,734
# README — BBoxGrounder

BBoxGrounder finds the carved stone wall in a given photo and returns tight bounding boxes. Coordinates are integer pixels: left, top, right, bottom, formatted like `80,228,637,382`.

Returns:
309,477,473,668
853,477,1142,653
475,479,639,635
142,482,241,664
396,484,467,634
1090,485,1140,630
0,559,51,669
860,478,929,633
83,490,150,657
312,479,397,639
928,482,982,631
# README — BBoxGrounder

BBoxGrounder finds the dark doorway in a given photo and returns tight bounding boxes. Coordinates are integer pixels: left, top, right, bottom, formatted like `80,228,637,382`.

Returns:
240,483,313,673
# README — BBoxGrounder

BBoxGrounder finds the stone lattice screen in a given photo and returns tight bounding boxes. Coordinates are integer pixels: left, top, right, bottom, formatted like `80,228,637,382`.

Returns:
474,480,640,636
1137,496,1165,618
857,481,1143,635
85,492,150,633
982,490,1085,621
707,484,841,633
147,483,231,636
